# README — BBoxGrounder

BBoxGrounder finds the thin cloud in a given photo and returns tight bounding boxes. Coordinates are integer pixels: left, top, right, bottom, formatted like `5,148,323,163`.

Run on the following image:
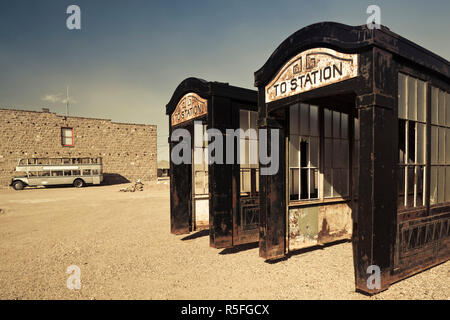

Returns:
42,93,76,104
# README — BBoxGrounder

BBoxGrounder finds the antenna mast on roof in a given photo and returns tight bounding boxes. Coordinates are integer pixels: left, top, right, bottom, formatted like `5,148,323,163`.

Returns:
66,86,69,117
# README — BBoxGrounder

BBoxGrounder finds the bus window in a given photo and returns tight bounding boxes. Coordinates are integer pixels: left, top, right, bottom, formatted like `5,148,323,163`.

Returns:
73,170,81,176
63,170,72,176
40,171,50,177
28,171,38,177
62,158,71,164
92,169,99,175
52,171,63,176
82,169,91,176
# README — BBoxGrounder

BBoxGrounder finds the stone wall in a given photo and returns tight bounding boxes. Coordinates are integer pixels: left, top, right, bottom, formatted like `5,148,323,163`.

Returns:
0,108,157,187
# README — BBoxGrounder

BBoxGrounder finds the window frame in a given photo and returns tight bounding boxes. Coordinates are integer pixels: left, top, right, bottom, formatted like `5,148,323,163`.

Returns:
61,127,74,147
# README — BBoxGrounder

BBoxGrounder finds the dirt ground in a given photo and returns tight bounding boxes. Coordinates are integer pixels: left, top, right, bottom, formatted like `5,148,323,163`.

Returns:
0,182,448,300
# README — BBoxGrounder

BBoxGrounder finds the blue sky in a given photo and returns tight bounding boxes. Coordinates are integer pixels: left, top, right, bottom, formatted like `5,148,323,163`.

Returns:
0,0,449,161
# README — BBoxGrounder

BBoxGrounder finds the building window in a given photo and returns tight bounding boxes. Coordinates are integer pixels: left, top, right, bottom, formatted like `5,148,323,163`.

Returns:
289,104,351,202
398,73,427,208
430,86,450,205
323,108,349,198
61,127,74,146
240,110,259,195
289,103,320,200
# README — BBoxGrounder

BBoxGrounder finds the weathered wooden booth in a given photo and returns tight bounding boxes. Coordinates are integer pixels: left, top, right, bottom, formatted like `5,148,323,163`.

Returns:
254,22,449,294
166,78,260,248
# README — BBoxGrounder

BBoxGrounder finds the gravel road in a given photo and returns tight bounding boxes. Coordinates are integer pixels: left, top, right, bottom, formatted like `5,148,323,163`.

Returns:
0,182,448,299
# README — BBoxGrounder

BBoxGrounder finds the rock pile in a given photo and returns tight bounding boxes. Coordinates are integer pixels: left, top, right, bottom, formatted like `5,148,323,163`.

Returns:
119,180,144,192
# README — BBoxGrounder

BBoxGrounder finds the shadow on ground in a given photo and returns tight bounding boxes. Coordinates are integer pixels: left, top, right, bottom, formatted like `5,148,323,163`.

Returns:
265,239,351,264
219,242,259,255
181,229,209,241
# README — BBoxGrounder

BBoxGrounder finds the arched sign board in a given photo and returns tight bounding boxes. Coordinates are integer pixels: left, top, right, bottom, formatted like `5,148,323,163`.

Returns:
171,92,207,126
265,48,359,103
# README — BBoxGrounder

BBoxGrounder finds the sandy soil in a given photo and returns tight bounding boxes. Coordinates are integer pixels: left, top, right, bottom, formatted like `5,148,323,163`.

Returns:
0,182,448,300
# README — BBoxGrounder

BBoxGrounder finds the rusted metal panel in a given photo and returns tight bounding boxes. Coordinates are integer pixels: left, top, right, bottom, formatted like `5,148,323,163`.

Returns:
318,202,352,244
171,92,207,126
288,202,352,251
289,206,319,249
265,48,358,103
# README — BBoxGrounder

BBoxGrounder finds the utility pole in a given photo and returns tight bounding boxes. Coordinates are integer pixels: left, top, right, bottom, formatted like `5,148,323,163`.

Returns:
66,86,69,117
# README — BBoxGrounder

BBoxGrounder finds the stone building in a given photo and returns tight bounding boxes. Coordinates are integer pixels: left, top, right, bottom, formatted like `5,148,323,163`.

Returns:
0,107,157,187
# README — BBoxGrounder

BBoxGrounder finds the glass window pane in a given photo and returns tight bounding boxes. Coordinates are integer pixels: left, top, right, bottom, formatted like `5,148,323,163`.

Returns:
431,126,438,164
341,114,348,139
438,90,445,126
309,169,319,199
430,166,437,205
438,167,445,203
417,123,426,164
447,93,450,126
290,168,299,200
324,138,332,168
333,111,340,138
398,73,407,119
240,110,249,132
289,135,299,167
416,166,424,207
290,104,299,135
431,87,439,125
408,76,417,120
397,166,405,207
333,169,342,197
310,137,319,168
407,121,415,164
249,139,258,168
324,109,332,137
407,166,414,207
324,168,332,198
447,128,450,165
439,127,445,164
250,111,258,132
446,167,450,202
310,105,319,136
299,103,309,136
333,139,341,168
341,140,349,169
417,79,426,122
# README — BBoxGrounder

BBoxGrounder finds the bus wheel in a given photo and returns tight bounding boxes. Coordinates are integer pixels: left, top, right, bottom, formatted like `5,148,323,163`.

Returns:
12,181,25,190
73,179,84,188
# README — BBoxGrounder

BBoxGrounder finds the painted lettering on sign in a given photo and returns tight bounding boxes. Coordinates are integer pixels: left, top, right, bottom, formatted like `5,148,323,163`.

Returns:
265,48,358,103
171,93,207,126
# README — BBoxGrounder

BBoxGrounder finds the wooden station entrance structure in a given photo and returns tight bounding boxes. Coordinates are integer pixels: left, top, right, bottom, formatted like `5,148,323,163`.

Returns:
166,78,260,248
254,22,449,294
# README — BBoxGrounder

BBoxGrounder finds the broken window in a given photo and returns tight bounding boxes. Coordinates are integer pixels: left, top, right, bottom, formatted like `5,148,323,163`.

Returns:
289,103,320,200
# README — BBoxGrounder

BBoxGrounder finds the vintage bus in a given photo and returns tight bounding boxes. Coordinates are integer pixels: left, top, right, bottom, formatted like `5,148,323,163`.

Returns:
10,157,103,190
